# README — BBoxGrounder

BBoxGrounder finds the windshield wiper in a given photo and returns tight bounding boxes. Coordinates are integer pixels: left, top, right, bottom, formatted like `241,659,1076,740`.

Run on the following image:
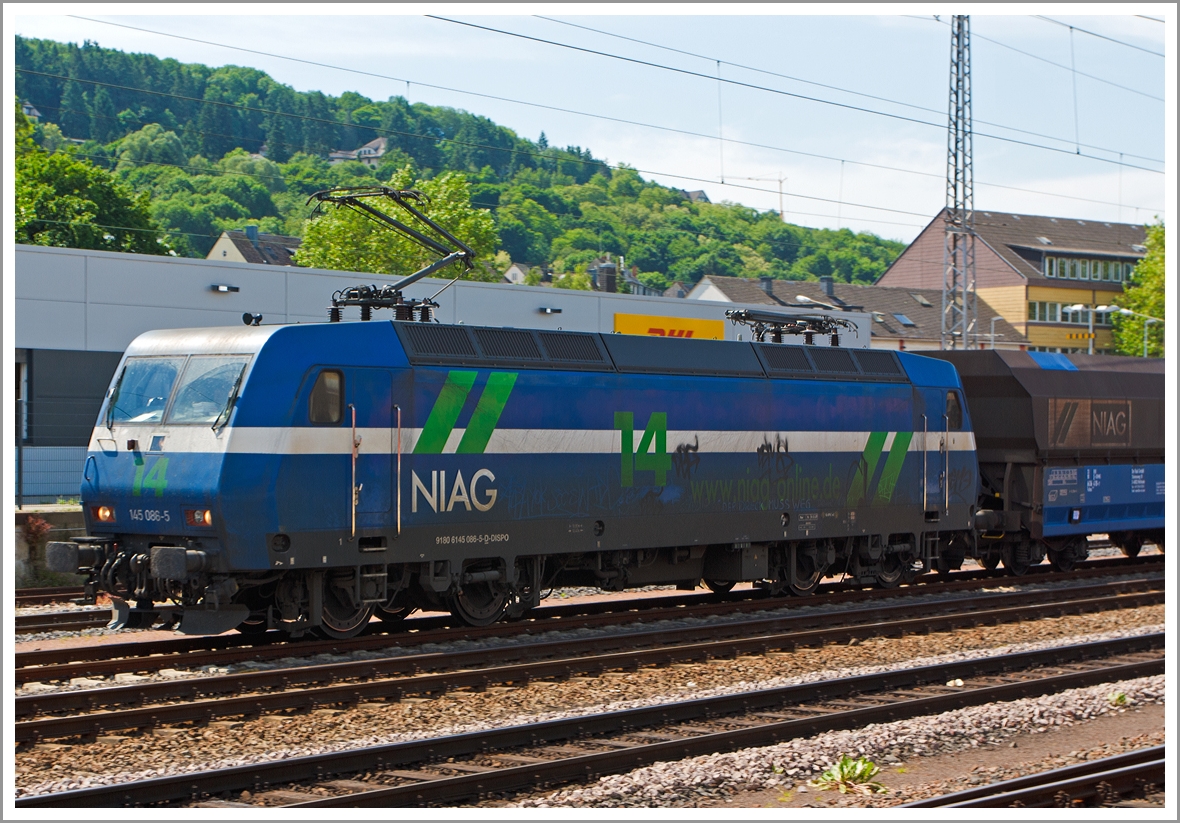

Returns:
104,372,124,430
211,368,246,432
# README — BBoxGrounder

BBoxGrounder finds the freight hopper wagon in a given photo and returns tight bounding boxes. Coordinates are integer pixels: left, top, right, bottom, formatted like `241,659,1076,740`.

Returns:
50,321,980,637
928,350,1165,573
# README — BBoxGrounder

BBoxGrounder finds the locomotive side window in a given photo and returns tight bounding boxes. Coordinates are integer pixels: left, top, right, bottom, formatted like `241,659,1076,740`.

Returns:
310,370,343,424
168,355,251,424
946,391,963,430
106,357,185,424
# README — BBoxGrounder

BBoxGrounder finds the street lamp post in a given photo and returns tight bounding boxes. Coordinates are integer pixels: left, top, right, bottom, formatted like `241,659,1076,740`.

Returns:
1143,318,1158,358
1106,306,1163,358
1064,303,1116,355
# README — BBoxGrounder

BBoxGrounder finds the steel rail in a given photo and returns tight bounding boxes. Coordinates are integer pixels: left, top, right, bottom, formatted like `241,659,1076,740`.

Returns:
15,586,87,606
14,583,1163,742
16,578,1160,720
14,557,1162,684
901,746,1165,807
14,634,1164,808
16,611,110,634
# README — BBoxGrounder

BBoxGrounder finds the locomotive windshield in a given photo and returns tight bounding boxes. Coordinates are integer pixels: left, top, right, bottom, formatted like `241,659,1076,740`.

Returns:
106,356,184,424
104,354,250,426
169,355,250,424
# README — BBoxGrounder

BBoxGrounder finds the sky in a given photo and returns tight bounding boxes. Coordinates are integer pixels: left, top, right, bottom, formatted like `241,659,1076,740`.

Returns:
5,5,1174,243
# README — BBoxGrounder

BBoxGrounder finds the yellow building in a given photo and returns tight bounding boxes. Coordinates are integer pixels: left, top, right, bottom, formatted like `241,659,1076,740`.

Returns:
877,210,1146,354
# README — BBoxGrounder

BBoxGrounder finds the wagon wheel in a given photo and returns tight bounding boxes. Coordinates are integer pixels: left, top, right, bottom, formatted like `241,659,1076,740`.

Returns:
318,578,373,639
875,554,905,589
1049,538,1087,573
1116,533,1143,559
1001,544,1032,577
978,551,1001,571
704,579,736,594
449,576,509,627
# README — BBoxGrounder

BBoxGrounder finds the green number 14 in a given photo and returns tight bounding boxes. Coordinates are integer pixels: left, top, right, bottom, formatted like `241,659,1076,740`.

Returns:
132,457,169,497
614,412,671,487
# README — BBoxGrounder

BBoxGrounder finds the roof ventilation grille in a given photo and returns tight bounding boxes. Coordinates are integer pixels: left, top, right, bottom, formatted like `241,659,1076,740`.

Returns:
473,328,543,360
538,331,606,363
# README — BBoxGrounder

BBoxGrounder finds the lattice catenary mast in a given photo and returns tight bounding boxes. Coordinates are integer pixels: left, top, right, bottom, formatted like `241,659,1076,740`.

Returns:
942,15,976,351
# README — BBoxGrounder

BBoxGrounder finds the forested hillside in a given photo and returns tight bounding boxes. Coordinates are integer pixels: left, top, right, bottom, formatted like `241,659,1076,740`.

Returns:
16,36,906,287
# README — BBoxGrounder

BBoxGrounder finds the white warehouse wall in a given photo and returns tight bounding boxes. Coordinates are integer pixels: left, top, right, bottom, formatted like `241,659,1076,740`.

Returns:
15,245,869,353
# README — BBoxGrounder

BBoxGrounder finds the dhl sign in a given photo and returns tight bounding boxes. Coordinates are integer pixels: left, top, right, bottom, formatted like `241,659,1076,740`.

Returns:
614,313,725,339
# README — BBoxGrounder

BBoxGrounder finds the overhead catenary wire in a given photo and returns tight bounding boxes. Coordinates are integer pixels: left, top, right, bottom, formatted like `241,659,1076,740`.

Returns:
533,14,1161,164
426,14,1164,171
918,14,1165,103
1034,15,1166,57
52,17,1165,203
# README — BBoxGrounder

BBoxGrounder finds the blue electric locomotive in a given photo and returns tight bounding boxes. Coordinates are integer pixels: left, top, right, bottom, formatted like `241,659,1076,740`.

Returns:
46,188,1163,637
49,319,980,637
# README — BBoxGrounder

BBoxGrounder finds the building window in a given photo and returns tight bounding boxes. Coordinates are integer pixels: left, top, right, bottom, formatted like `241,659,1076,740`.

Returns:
1045,255,1134,283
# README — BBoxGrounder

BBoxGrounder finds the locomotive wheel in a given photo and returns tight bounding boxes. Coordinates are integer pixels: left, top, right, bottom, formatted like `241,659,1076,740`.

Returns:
318,582,373,639
449,579,509,627
787,548,824,597
875,555,905,588
704,579,736,594
235,614,269,635
376,590,416,623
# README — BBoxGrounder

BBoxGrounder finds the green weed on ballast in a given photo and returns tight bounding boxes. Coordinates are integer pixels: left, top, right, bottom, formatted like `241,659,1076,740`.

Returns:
1107,691,1128,707
809,755,889,795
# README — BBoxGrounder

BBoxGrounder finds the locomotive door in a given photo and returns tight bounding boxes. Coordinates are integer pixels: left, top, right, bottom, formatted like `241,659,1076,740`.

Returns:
914,387,947,516
345,369,393,517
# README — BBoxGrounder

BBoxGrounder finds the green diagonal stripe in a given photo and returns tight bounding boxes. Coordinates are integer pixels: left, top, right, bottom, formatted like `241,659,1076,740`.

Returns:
873,431,914,505
414,371,477,454
846,431,887,508
457,372,518,454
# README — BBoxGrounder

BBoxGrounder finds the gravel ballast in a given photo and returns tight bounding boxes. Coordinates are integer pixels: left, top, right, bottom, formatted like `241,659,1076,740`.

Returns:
14,612,1163,799
515,675,1166,808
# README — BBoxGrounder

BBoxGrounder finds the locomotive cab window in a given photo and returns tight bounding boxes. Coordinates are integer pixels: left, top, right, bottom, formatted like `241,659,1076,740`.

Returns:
106,356,185,424
946,391,963,431
167,355,251,424
309,370,343,424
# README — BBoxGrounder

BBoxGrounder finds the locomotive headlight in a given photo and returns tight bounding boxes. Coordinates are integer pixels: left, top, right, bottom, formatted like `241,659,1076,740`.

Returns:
185,509,214,527
93,505,115,523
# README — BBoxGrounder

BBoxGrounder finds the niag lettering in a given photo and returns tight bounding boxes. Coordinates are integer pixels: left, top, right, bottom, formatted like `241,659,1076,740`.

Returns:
1091,402,1131,445
411,469,497,513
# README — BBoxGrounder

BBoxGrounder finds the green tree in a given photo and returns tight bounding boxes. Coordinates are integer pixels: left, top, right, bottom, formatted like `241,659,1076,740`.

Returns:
15,98,36,156
1111,221,1164,357
58,78,89,137
297,166,499,280
88,86,118,143
16,114,174,255
115,123,187,173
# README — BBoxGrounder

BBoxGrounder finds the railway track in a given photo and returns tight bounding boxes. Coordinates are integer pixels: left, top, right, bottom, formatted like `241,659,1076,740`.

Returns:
15,633,1164,808
15,556,1163,686
13,577,1163,744
15,610,110,635
15,586,87,607
900,746,1165,808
